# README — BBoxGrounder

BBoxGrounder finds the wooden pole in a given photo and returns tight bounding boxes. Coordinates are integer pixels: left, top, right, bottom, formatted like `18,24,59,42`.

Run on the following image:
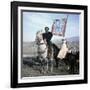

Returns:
63,15,69,38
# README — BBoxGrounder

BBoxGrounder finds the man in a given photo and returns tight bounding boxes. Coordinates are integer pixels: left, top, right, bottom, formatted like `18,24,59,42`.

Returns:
42,27,53,58
43,27,53,46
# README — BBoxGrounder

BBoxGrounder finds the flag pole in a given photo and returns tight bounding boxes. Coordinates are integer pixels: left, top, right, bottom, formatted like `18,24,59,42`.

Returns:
63,15,69,40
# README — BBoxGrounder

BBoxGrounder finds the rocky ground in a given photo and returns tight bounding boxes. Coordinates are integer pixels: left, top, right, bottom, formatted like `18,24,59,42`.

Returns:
21,57,79,77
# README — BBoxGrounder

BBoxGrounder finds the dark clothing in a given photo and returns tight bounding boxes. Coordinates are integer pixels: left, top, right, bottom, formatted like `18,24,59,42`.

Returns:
42,32,53,58
42,32,53,45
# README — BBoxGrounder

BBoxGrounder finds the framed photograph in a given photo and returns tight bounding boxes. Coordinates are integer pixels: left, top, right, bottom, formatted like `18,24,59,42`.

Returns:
11,1,88,88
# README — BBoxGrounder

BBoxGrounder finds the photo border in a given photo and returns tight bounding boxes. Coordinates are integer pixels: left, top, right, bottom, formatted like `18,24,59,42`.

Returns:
11,1,88,88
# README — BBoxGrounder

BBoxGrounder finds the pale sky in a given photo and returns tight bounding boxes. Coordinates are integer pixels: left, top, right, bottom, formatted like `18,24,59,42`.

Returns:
22,11,80,42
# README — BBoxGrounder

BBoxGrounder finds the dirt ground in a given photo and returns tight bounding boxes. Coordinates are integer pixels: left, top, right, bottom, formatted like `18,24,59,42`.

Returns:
21,57,79,77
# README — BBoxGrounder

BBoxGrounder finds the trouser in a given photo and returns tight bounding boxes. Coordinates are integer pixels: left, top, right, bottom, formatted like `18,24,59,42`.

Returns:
47,41,53,59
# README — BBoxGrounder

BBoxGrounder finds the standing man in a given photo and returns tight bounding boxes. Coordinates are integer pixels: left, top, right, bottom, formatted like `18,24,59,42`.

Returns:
42,27,53,58
43,27,53,46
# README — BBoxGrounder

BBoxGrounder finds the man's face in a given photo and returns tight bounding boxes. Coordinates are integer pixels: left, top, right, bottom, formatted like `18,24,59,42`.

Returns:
45,27,49,33
45,29,48,33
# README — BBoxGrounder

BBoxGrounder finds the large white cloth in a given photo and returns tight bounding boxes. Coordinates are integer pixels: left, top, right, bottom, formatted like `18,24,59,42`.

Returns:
57,43,68,59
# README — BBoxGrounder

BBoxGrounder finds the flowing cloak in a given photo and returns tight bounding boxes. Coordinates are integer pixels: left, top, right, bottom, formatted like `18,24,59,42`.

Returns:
57,43,68,59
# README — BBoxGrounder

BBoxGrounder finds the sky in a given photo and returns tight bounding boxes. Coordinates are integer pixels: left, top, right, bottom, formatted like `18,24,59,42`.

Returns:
22,11,80,42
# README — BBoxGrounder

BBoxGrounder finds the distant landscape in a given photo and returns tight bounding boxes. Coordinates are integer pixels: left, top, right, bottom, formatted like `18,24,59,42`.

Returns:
23,36,79,57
